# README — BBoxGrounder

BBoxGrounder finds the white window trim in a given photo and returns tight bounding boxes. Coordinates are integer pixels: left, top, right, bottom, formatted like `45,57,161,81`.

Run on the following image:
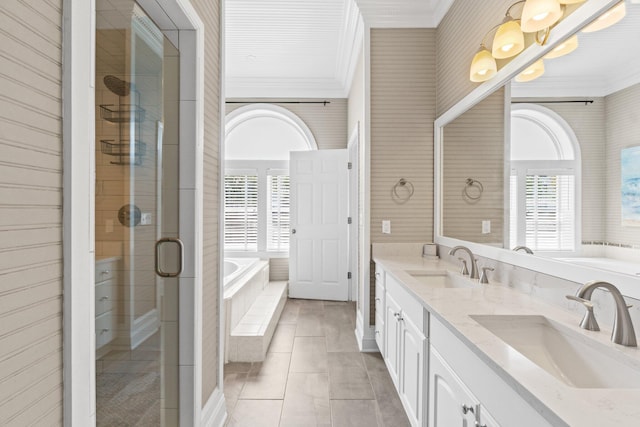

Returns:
224,160,290,258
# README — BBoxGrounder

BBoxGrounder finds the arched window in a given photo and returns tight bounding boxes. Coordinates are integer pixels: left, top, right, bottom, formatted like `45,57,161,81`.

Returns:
224,104,317,255
510,104,581,253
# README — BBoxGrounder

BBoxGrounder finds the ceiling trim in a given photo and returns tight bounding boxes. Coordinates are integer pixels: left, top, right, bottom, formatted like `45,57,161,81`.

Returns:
336,0,364,96
512,69,640,98
225,77,347,99
355,0,454,28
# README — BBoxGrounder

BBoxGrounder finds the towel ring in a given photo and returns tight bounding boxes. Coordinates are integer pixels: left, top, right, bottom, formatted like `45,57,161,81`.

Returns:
392,178,414,204
463,178,483,202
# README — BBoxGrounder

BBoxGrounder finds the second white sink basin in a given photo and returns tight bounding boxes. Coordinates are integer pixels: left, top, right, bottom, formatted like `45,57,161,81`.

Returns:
471,314,640,389
405,270,479,289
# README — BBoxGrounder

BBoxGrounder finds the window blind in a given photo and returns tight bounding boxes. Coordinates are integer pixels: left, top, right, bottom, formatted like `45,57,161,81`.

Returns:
524,174,575,251
224,174,258,251
267,174,290,252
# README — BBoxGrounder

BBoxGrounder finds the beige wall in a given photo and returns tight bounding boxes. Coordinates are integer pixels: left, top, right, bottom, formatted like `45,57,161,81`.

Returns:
189,0,223,406
436,0,515,116
0,0,64,424
605,82,640,246
442,89,505,245
370,28,436,244
226,99,348,150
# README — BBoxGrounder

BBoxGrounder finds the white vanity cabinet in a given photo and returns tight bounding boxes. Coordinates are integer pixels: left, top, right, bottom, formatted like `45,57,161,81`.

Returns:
95,257,120,351
430,316,553,427
378,267,428,427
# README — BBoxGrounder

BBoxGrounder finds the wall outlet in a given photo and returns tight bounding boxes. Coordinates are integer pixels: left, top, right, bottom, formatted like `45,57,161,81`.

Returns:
482,220,491,234
141,212,153,225
382,220,391,234
105,219,114,233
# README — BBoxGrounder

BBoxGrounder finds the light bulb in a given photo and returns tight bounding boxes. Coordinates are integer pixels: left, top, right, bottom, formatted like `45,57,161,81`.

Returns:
582,2,626,33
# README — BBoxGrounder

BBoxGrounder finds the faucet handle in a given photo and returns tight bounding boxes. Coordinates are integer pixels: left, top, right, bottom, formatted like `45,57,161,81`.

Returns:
566,295,600,331
458,258,469,276
479,267,494,284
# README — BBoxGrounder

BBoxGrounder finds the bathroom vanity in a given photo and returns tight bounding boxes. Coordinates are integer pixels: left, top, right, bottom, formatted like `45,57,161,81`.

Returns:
373,254,640,427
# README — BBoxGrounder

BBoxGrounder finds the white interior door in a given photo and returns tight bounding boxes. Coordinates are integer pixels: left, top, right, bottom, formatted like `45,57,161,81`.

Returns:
289,149,348,301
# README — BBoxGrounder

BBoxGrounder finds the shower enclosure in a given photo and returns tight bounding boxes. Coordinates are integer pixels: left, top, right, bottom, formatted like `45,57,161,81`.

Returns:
95,1,181,424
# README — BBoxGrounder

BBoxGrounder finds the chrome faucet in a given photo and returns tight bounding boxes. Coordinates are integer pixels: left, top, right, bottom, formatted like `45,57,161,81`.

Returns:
569,281,637,347
512,245,534,254
449,246,479,279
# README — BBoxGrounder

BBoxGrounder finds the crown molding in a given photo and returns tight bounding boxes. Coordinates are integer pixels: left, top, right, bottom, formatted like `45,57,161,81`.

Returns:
336,0,364,96
225,77,347,99
355,0,454,28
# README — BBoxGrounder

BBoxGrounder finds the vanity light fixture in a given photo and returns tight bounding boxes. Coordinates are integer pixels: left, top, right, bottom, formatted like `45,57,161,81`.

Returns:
557,0,586,4
515,58,545,82
470,45,498,82
544,34,579,59
582,1,626,33
492,15,525,59
520,0,564,33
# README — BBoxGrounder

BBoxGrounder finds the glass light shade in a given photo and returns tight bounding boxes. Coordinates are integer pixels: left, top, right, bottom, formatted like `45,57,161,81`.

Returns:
492,19,525,59
544,34,578,59
558,0,586,3
521,0,563,33
470,48,497,82
582,1,626,33
515,59,545,82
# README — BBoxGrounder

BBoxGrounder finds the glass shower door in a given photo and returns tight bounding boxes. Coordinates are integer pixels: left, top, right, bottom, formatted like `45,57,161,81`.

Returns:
95,1,180,425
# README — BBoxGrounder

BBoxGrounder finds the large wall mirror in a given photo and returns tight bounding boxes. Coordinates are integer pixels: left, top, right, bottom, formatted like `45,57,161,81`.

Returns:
435,0,640,299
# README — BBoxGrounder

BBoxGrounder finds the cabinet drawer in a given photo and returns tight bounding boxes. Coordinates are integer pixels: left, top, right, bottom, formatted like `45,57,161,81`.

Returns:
95,280,115,316
95,311,116,349
95,260,116,283
386,273,424,333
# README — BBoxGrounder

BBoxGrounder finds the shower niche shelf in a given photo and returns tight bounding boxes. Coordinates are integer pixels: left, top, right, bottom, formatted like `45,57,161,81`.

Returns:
99,104,146,123
100,140,147,165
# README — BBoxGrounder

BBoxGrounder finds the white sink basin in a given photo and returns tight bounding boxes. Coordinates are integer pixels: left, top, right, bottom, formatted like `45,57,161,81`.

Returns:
405,270,479,289
471,315,640,388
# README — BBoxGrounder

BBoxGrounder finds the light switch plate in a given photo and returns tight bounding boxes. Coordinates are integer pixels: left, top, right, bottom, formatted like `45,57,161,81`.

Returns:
482,220,491,234
382,220,391,234
141,212,153,225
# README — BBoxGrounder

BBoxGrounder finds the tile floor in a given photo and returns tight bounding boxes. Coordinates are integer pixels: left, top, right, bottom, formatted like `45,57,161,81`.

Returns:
224,299,411,427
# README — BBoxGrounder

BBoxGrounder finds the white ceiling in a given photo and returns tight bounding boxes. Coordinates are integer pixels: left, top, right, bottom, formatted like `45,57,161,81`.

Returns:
512,3,640,98
225,0,454,98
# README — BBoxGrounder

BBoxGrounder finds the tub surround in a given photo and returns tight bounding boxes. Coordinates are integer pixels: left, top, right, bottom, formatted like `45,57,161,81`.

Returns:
223,259,288,362
373,251,640,426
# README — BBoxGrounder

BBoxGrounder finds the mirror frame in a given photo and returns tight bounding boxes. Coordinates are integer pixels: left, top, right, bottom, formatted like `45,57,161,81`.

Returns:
434,0,640,299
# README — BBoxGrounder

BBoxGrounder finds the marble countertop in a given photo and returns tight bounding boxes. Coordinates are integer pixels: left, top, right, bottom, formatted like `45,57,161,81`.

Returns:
373,255,640,427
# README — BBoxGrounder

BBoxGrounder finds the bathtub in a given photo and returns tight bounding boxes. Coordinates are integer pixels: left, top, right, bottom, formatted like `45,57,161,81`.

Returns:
223,257,270,361
224,258,263,292
555,257,640,276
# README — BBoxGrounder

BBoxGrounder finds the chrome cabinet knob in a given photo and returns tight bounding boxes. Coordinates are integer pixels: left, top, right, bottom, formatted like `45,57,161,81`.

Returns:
291,229,296,234
462,404,474,415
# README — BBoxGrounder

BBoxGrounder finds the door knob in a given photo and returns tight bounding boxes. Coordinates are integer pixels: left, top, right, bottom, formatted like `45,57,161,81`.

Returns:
291,229,297,234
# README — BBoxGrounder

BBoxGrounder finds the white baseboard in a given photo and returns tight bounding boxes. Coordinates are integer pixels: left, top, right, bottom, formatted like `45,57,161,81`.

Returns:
355,319,378,353
201,387,227,427
131,308,159,349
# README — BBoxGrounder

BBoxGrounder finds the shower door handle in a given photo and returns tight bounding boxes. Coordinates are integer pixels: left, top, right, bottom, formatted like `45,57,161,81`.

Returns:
155,238,184,278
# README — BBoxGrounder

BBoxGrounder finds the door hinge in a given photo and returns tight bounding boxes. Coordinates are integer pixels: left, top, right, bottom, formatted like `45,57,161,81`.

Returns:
347,272,352,279
347,217,352,224
347,162,352,170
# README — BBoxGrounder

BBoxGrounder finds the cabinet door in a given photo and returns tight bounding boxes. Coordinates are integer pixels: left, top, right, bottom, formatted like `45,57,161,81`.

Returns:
476,405,500,427
400,314,427,427
375,312,385,355
384,291,402,387
429,348,477,427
